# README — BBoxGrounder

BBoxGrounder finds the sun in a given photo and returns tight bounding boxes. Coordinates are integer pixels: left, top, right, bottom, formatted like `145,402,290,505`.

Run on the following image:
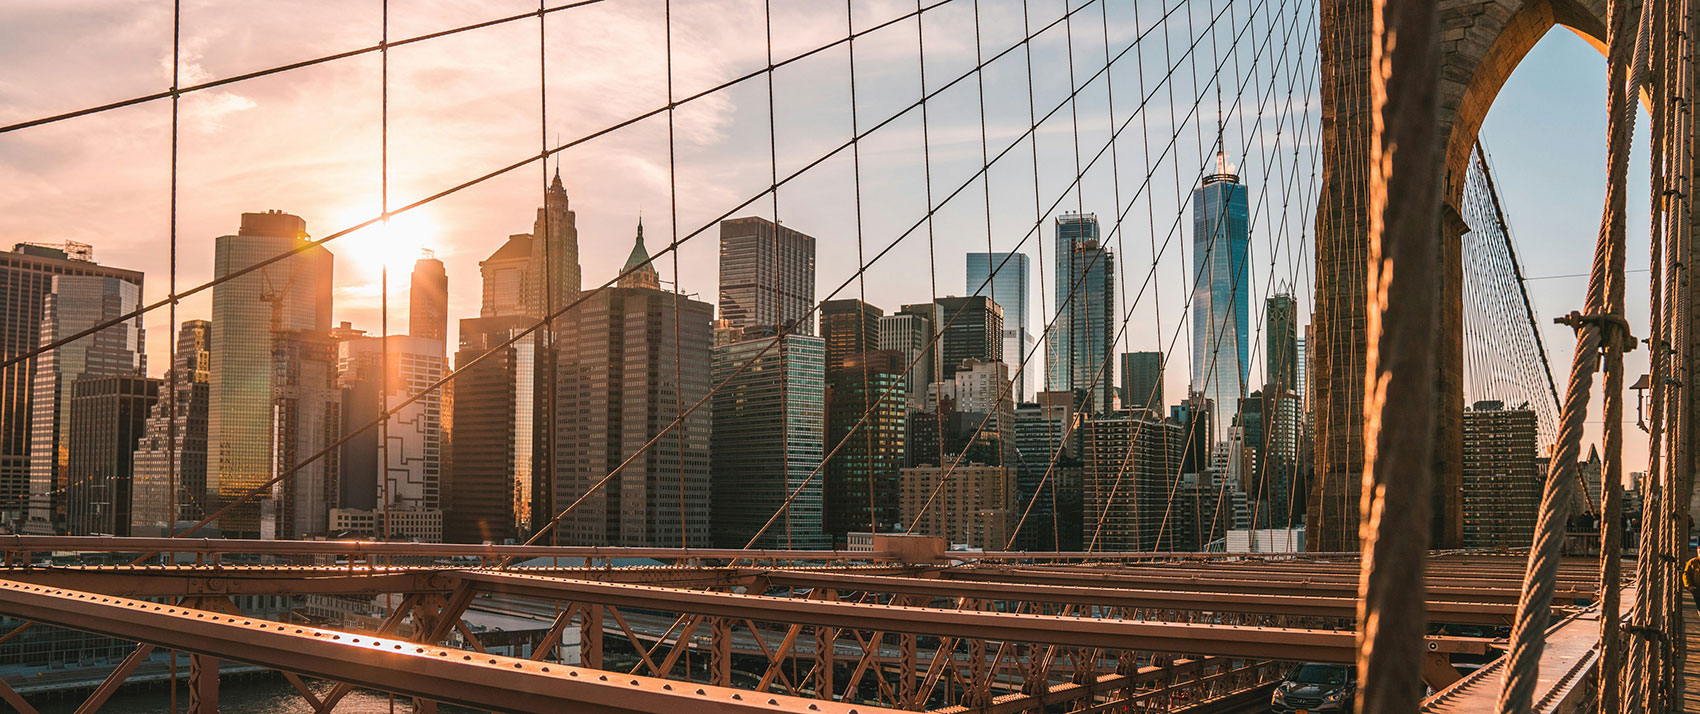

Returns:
333,205,439,278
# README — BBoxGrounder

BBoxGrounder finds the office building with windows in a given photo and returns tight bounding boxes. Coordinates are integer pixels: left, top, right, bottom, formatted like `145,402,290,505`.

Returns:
1191,162,1251,439
967,252,1032,400
1048,213,1116,412
711,332,827,549
718,217,816,335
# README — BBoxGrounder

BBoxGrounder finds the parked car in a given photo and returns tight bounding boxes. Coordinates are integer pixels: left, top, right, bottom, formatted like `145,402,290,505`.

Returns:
1271,663,1355,714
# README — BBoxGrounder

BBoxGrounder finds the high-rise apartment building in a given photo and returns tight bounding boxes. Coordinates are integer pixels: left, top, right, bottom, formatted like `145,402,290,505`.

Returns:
555,271,714,547
880,309,933,408
25,267,146,534
209,211,335,538
1119,352,1164,412
711,332,827,549
1266,293,1298,394
1012,393,1084,550
1083,411,1182,550
1191,162,1251,440
898,462,1014,549
718,217,816,335
819,300,882,373
131,320,212,536
966,252,1033,400
1048,213,1116,413
64,375,159,536
824,350,909,541
409,251,448,345
1462,401,1541,548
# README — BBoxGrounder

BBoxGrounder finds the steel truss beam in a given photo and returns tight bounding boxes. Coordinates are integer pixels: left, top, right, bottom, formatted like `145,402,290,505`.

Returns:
455,570,1494,663
0,580,905,714
763,570,1548,626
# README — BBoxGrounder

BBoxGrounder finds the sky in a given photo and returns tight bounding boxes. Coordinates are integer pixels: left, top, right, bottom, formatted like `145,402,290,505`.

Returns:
0,1,1647,476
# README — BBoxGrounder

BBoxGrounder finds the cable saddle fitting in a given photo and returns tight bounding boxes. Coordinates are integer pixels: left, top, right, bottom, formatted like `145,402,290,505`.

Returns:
1553,310,1638,351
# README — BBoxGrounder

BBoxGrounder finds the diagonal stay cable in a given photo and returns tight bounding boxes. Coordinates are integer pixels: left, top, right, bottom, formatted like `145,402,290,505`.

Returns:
0,0,969,378
121,0,1106,556
508,0,1143,557
911,0,1270,538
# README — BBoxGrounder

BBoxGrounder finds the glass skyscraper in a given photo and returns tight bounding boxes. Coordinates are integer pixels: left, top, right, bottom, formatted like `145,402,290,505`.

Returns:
711,333,827,549
208,211,335,538
966,252,1032,401
26,271,145,534
1190,164,1250,439
1047,213,1115,412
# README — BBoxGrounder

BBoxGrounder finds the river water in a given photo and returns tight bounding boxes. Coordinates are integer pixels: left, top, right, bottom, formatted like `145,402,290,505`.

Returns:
33,674,481,714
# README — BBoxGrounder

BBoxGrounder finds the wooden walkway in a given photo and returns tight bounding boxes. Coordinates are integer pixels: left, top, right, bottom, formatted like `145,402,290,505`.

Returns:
1685,590,1700,712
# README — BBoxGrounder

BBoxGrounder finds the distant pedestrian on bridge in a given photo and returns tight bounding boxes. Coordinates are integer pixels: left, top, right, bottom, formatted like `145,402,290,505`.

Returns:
1684,555,1700,615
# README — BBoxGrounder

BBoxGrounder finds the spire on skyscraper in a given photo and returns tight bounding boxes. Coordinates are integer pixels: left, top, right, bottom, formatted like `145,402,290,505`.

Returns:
619,219,661,290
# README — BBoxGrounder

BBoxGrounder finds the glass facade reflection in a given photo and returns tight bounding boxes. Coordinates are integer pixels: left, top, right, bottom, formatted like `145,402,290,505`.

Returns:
1048,213,1115,412
1191,169,1250,439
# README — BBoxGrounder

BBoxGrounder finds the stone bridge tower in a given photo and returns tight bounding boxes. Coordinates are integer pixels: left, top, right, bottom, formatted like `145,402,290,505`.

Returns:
1310,0,1609,551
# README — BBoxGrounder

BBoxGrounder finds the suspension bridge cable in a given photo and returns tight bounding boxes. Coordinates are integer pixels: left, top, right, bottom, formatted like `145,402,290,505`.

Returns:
112,0,1110,552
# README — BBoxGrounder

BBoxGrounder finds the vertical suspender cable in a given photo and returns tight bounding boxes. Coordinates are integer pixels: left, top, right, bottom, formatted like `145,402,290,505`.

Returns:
1356,0,1442,713
1498,0,1644,711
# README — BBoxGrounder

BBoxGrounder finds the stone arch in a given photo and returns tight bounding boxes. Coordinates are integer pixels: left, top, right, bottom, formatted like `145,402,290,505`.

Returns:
1309,0,1611,553
1438,0,1609,206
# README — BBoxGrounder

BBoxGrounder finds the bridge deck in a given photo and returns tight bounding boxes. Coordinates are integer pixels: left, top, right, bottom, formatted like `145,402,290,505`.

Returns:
1686,590,1700,712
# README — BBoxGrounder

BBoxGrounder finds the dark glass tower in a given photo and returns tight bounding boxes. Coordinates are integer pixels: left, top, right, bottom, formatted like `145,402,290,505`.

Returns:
1048,213,1115,413
711,332,827,548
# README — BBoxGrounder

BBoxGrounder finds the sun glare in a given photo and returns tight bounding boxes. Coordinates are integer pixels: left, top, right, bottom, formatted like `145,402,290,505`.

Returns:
335,206,438,278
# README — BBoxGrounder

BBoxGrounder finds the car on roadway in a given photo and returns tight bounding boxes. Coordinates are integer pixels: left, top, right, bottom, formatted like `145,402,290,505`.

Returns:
1270,662,1355,714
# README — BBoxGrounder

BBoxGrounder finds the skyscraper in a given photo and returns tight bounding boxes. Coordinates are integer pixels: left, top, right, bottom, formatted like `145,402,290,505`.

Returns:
1083,411,1182,550
130,320,211,536
824,350,909,541
334,333,448,540
1462,401,1540,548
480,234,532,318
819,299,882,373
555,243,715,547
928,296,1003,381
1266,293,1298,394
64,375,159,536
1048,213,1116,413
966,252,1032,400
445,313,534,543
409,250,448,345
209,211,335,538
27,269,146,534
1119,352,1164,412
0,242,142,528
711,332,827,548
1191,161,1251,440
265,326,340,539
718,217,816,335
529,169,583,325
1012,394,1083,551
880,309,934,408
